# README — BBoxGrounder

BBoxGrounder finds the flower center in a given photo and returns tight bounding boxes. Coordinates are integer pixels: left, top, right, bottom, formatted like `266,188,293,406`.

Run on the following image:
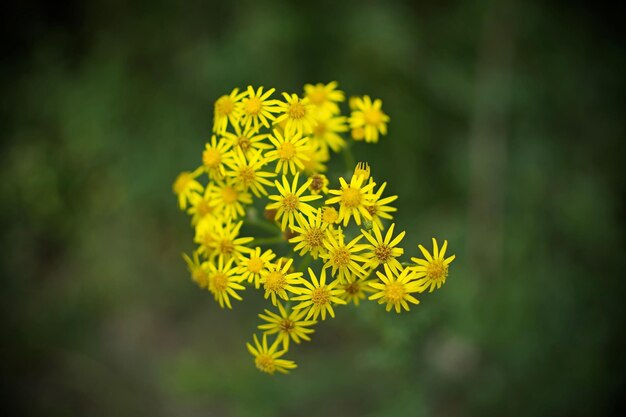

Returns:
426,260,448,282
218,239,234,256
264,271,286,292
215,96,235,116
281,193,299,211
245,97,262,115
247,257,264,273
311,287,330,306
385,282,405,303
313,122,327,137
374,244,392,262
364,109,383,125
221,186,239,204
342,187,361,208
237,135,251,151
203,149,221,168
278,142,296,160
309,89,327,105
239,167,256,184
344,281,360,295
279,319,295,333
255,354,276,373
288,102,306,119
331,247,351,267
212,272,228,292
365,204,378,216
304,228,325,248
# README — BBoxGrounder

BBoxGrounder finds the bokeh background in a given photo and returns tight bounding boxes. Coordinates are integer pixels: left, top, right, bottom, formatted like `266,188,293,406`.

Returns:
2,1,625,416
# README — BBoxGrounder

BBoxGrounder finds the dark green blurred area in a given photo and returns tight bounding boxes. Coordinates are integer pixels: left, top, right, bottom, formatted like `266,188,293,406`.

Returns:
2,0,625,416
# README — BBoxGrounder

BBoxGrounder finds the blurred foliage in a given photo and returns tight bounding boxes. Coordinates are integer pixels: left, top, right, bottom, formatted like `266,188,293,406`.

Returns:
1,0,625,416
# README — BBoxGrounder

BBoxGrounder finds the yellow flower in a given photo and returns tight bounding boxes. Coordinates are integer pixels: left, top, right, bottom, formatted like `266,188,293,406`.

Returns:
194,216,219,257
288,209,329,259
207,256,246,309
260,258,303,306
304,81,345,116
274,93,317,136
265,129,311,175
266,173,322,231
366,180,398,230
320,228,368,283
209,179,253,220
320,206,339,225
368,265,420,313
351,126,365,141
224,148,276,197
353,162,371,180
240,86,281,130
202,135,232,180
339,276,376,306
173,168,203,209
292,268,346,320
360,223,405,273
237,247,276,289
308,173,329,195
209,220,254,260
213,88,245,134
325,170,376,227
300,141,329,174
186,183,217,226
182,251,209,289
410,238,455,292
348,95,390,143
246,333,297,375
311,114,348,153
221,123,272,157
258,302,317,349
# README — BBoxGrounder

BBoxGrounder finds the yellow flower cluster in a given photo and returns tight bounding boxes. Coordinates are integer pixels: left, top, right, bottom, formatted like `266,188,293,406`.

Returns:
174,82,455,375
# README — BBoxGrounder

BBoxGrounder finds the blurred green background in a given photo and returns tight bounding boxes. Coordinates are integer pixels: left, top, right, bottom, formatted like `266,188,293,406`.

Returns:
2,0,625,416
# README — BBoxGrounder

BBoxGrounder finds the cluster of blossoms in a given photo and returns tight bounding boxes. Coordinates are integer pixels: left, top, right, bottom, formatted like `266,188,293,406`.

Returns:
173,82,455,375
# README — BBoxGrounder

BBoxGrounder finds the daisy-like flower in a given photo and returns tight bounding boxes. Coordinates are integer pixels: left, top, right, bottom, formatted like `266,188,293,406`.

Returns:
224,149,276,197
209,179,253,220
311,115,348,153
221,123,272,157
348,95,390,143
300,141,330,174
186,183,217,226
304,81,345,116
308,173,329,195
173,167,203,209
410,238,456,292
360,223,405,274
292,268,346,320
240,86,281,130
258,302,317,349
237,247,276,289
209,220,254,260
213,88,245,134
368,265,421,313
182,251,210,289
266,173,322,231
194,216,219,257
339,276,377,306
260,258,303,306
246,333,297,375
366,180,398,230
207,256,245,309
289,209,329,259
320,228,368,283
325,169,376,227
274,93,317,136
202,135,232,180
352,161,371,180
265,129,310,175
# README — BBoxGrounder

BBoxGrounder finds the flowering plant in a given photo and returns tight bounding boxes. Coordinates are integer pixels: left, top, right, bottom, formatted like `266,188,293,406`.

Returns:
173,82,455,374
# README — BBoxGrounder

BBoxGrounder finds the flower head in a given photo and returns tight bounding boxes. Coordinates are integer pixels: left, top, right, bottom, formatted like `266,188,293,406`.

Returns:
260,258,303,306
202,135,232,180
366,180,398,230
289,209,329,259
339,276,376,306
213,88,245,134
304,81,345,117
182,251,209,289
361,223,405,273
209,179,253,220
246,334,297,375
325,170,376,227
207,256,245,309
368,265,420,313
208,220,254,260
238,247,276,289
274,93,316,136
224,148,276,197
410,238,455,292
348,95,389,143
222,123,272,157
186,183,217,226
173,168,203,209
265,129,311,175
320,228,368,283
311,114,348,153
292,268,346,320
240,86,282,130
258,302,317,349
266,173,322,231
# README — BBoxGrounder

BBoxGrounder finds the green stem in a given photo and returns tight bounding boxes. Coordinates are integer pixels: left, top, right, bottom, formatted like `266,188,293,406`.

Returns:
246,218,280,235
